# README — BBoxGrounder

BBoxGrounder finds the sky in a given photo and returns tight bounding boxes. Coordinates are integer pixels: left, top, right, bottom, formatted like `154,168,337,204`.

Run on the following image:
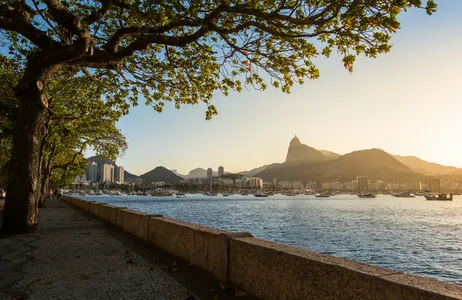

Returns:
113,1,462,175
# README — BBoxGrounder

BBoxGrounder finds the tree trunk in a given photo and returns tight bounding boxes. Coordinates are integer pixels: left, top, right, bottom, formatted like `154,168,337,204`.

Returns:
1,58,58,234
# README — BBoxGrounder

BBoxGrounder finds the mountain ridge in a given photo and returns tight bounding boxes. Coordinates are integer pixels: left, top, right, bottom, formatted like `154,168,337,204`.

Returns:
140,166,184,183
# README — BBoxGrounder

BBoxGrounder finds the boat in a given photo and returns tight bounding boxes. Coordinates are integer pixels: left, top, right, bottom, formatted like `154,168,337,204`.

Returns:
266,191,275,196
240,193,248,196
205,192,217,196
176,192,186,198
425,194,453,201
315,193,331,198
254,192,268,197
358,193,376,198
151,192,173,196
393,192,415,198
222,193,231,196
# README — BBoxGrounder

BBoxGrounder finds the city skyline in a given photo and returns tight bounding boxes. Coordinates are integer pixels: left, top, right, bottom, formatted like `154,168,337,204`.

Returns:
98,1,462,175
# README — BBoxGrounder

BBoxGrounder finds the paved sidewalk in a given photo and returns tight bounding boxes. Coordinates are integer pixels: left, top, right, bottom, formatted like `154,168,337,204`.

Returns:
0,198,194,300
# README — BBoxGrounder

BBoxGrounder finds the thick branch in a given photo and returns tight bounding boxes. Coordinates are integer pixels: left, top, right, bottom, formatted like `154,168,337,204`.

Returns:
0,2,59,49
44,0,87,37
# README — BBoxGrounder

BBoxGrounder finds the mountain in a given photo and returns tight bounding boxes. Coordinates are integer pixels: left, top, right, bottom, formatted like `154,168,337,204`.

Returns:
319,150,341,160
124,170,140,181
451,169,462,176
257,149,424,183
169,169,186,179
140,167,184,183
239,165,269,177
185,168,209,179
392,155,459,176
285,136,327,164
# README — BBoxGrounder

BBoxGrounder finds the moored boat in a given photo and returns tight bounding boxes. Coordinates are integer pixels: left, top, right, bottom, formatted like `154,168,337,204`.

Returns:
254,192,268,197
425,194,453,201
358,193,376,198
393,192,415,198
315,193,331,198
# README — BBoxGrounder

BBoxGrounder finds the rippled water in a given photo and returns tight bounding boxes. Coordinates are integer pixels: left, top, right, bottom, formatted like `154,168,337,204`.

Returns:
79,194,462,284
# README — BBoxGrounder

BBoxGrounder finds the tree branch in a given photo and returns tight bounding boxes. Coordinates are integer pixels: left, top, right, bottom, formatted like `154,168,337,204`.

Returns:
0,2,59,49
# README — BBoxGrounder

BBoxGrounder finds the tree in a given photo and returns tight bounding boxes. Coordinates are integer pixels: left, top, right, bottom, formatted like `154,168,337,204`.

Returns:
0,56,126,228
0,0,436,233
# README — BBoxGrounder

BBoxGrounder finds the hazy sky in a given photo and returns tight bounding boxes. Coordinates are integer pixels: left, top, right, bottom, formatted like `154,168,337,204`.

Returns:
114,1,462,175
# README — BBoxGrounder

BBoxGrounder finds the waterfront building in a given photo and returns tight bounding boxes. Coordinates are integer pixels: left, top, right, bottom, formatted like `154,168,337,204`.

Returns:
345,181,357,191
279,181,292,189
305,181,318,189
272,178,277,186
368,182,381,191
207,168,213,179
86,161,98,182
248,177,263,189
330,182,344,191
321,182,331,190
292,181,304,189
102,164,114,182
115,166,124,184
218,166,224,177
357,176,369,192
426,177,441,192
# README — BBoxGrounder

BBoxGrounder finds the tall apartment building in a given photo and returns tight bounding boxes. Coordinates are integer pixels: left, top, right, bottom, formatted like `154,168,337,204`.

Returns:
248,177,263,189
101,164,114,182
426,177,441,192
86,161,98,182
207,168,213,178
218,166,224,177
115,166,124,184
357,176,369,192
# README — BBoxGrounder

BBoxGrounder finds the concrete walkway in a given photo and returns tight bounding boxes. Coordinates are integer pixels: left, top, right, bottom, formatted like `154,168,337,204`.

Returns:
0,198,200,300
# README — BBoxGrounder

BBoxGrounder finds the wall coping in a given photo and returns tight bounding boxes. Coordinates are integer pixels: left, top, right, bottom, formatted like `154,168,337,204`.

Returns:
232,237,462,299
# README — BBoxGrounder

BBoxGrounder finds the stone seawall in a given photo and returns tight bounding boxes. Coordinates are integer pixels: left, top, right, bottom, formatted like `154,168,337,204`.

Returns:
61,196,462,300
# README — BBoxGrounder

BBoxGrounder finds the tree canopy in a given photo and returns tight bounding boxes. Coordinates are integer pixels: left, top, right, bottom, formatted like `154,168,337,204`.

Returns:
1,0,436,118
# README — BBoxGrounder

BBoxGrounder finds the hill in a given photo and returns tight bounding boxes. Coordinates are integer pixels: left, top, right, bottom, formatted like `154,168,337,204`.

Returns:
257,149,424,183
451,169,462,176
169,169,186,179
392,155,459,176
185,168,211,179
124,170,140,180
140,167,184,183
319,150,341,160
239,165,269,177
285,136,326,164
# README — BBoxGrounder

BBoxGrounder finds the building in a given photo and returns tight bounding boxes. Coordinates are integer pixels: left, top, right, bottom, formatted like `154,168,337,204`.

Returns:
427,177,441,192
272,178,277,186
207,168,213,178
248,177,263,189
279,181,292,189
86,161,98,182
292,181,304,189
218,166,224,177
101,164,114,182
357,176,369,192
115,166,124,184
